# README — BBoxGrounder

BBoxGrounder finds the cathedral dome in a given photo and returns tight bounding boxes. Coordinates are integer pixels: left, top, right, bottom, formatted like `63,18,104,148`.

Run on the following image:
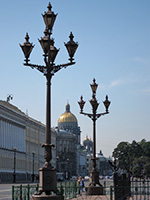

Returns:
58,103,77,123
58,103,80,144
84,135,89,141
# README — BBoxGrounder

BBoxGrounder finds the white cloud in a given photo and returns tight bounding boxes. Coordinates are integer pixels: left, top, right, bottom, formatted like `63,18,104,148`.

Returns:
143,88,150,95
109,79,122,88
100,76,142,90
100,78,128,90
132,57,149,65
108,76,141,89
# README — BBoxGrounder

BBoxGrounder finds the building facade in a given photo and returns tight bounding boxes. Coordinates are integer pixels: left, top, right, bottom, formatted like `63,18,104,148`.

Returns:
0,100,56,182
96,150,112,176
56,129,77,178
82,136,93,176
76,145,87,177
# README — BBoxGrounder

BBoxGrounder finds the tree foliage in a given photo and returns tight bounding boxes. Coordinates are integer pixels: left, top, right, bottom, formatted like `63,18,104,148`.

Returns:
112,139,150,177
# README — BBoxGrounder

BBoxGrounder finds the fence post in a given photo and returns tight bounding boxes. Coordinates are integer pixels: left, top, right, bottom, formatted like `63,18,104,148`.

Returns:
110,186,113,200
72,181,75,197
60,183,64,200
20,185,22,200
36,184,39,192
27,184,30,200
103,181,106,195
12,185,14,200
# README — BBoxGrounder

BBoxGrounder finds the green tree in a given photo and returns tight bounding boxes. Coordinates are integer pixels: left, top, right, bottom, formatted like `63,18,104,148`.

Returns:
112,139,150,176
112,142,131,170
144,162,150,177
130,140,143,159
140,140,150,157
132,156,150,177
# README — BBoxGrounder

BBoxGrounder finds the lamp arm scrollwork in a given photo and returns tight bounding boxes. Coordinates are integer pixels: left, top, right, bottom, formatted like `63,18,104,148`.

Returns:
24,61,76,75
96,111,109,119
80,112,93,119
53,62,75,73
24,63,45,73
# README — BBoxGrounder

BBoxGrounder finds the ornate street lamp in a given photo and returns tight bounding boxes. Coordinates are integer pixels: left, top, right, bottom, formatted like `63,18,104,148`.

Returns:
20,2,78,199
6,94,13,103
13,147,17,183
78,78,111,195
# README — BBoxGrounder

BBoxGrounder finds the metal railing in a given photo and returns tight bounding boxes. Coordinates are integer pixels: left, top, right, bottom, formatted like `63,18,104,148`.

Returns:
12,184,39,200
12,179,150,200
130,179,150,199
58,181,78,199
12,182,113,200
12,182,79,200
112,179,150,200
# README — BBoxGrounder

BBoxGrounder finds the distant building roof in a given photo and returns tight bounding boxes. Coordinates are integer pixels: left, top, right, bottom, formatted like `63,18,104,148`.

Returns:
0,100,25,115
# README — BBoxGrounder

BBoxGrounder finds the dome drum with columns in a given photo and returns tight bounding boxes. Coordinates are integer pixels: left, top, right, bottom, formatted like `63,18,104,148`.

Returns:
83,135,93,153
58,103,80,144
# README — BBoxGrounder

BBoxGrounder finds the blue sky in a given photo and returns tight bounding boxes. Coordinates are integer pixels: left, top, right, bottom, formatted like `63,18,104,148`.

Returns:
0,0,150,157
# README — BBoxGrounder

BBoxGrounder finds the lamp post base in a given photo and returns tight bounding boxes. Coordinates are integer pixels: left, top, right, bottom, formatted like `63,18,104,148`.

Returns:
13,173,16,183
89,169,100,186
32,194,63,200
32,167,64,199
39,167,57,194
86,186,103,195
86,169,103,195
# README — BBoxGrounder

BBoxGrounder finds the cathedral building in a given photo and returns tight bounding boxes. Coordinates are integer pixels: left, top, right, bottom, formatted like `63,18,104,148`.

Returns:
56,129,77,178
56,103,81,178
83,136,93,153
56,103,94,178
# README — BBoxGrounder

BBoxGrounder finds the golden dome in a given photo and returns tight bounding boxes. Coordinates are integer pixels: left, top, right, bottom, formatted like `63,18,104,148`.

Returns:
83,135,93,142
58,112,77,123
58,103,77,123
85,135,89,140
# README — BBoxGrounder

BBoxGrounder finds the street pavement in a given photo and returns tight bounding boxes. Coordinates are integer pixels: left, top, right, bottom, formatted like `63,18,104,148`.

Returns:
0,184,12,200
72,195,111,200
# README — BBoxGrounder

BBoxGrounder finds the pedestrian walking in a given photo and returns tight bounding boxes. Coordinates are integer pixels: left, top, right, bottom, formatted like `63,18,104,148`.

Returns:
77,176,84,195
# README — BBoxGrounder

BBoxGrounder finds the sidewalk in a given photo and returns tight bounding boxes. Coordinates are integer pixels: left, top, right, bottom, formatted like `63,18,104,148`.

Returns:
72,195,111,199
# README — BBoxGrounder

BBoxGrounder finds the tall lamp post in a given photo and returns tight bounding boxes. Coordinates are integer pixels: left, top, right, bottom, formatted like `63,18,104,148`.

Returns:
66,158,70,179
78,78,111,195
20,3,78,199
13,147,17,183
32,151,35,183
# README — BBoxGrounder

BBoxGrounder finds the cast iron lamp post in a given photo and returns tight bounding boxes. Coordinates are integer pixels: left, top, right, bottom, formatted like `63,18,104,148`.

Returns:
32,151,35,183
13,147,17,183
78,78,111,195
66,158,70,179
20,2,78,199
